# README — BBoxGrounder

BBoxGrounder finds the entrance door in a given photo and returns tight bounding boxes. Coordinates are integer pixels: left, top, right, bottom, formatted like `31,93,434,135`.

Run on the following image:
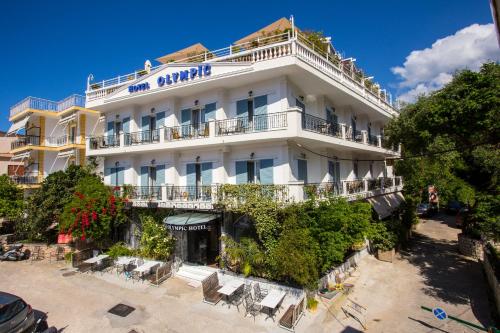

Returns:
187,224,220,265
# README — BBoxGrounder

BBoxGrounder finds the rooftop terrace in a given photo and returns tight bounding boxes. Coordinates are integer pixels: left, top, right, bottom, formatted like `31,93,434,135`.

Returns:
10,94,85,118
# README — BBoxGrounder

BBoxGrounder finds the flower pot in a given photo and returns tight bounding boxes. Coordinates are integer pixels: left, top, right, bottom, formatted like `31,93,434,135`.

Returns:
376,248,395,262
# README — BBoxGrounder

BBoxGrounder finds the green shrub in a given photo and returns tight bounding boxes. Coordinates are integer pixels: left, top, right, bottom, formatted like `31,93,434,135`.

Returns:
138,217,175,260
106,242,134,259
369,223,397,251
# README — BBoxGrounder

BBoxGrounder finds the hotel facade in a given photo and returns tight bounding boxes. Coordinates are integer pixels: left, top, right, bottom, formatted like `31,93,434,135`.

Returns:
82,18,403,264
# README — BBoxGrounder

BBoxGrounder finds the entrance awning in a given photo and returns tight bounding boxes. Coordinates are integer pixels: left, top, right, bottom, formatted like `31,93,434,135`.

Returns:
164,213,218,231
367,192,405,219
7,116,29,135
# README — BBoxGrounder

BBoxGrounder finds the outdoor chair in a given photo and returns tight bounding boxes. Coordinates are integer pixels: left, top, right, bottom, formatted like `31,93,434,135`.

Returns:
49,246,65,263
279,297,305,332
148,262,172,287
92,257,114,274
243,294,261,321
72,249,93,273
123,260,138,280
229,284,245,312
201,272,222,305
253,283,269,302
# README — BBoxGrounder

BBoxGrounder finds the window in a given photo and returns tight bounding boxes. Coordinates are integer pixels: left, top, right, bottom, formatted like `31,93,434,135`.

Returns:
296,98,305,113
297,159,308,183
235,159,273,184
109,167,125,186
0,300,26,324
236,95,268,131
353,161,359,179
369,162,373,179
328,160,340,184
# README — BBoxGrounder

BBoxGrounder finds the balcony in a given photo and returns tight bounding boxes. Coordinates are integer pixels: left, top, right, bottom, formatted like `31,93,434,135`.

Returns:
87,110,399,155
215,112,288,136
112,177,403,209
10,94,86,119
11,136,40,150
10,173,42,186
86,32,396,116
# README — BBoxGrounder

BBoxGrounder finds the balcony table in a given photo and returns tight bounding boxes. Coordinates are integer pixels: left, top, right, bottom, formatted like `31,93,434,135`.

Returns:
258,290,286,321
218,280,245,305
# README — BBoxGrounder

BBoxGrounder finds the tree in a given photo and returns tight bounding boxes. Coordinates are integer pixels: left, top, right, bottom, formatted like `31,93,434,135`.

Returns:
387,63,500,239
138,216,175,260
60,176,128,245
17,165,97,242
0,175,23,221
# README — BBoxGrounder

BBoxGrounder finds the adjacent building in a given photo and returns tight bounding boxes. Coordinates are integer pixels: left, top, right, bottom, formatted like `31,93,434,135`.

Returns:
7,95,99,189
83,17,403,264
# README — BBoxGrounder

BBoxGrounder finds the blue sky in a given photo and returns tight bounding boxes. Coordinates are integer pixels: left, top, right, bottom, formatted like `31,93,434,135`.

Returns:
0,0,495,130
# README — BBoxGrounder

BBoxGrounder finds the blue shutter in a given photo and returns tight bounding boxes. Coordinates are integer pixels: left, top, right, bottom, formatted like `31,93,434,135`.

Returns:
105,168,112,185
203,103,216,122
235,161,248,184
156,164,165,185
186,163,196,186
254,95,268,131
326,108,332,123
236,100,248,131
122,117,130,133
140,166,149,197
106,121,114,145
117,167,125,186
298,159,308,183
201,162,212,185
181,109,191,137
110,167,117,186
259,159,273,185
156,112,165,129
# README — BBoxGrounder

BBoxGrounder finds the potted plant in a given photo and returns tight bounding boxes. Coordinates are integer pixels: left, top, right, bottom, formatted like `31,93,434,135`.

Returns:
306,296,319,312
370,223,397,262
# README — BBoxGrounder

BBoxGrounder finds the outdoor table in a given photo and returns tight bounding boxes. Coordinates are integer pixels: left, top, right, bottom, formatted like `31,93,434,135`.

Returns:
217,281,244,304
258,290,286,320
116,257,135,266
133,261,160,280
83,254,110,272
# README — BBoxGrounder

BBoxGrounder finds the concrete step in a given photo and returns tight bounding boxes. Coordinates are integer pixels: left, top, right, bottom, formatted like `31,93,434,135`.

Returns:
176,268,212,282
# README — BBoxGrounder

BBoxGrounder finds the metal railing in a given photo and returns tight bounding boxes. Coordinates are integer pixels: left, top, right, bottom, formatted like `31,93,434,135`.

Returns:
215,112,288,136
10,95,86,118
124,129,160,146
86,31,395,114
46,135,78,146
57,94,85,111
166,185,213,201
10,173,41,185
89,135,120,150
382,177,394,189
343,180,365,195
367,178,382,191
11,136,40,150
164,123,209,141
302,113,341,138
128,186,162,200
368,134,378,146
394,176,402,187
304,182,341,198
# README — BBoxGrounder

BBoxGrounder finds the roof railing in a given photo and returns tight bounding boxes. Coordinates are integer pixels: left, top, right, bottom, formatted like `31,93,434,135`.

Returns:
10,94,86,118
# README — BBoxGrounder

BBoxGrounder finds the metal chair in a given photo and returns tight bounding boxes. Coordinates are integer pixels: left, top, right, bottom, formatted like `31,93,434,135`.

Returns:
49,246,65,263
253,283,268,302
243,294,261,321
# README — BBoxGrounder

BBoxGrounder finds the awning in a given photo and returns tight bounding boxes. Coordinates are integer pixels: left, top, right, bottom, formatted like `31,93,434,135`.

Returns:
11,151,30,161
164,213,218,231
367,192,405,219
58,114,76,125
57,150,75,158
7,116,29,135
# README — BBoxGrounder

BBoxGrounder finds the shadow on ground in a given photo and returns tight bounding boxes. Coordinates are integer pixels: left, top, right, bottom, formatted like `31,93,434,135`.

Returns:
399,215,491,327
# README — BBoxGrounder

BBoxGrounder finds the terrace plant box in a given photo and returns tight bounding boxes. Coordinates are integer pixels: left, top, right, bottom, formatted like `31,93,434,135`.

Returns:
376,248,395,263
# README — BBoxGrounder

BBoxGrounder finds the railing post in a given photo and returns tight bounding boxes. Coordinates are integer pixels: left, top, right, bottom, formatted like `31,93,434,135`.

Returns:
161,185,167,202
361,130,368,144
119,132,124,147
364,179,368,192
159,127,165,144
209,120,216,138
340,124,346,140
377,135,382,148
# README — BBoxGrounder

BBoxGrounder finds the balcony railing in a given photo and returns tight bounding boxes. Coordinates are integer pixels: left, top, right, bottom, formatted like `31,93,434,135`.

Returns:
10,95,86,118
166,185,213,201
128,186,163,200
215,112,288,136
366,178,382,191
302,113,341,138
10,173,41,185
343,180,365,195
124,130,160,146
304,182,341,198
89,135,120,150
86,31,395,115
11,136,40,150
46,135,78,147
345,129,363,143
368,134,378,146
164,123,209,141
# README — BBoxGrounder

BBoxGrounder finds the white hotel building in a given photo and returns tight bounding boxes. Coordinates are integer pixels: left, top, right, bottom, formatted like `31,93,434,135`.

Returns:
89,18,403,264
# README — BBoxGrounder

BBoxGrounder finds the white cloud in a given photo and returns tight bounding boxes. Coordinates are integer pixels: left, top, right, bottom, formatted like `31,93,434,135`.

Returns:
392,23,499,103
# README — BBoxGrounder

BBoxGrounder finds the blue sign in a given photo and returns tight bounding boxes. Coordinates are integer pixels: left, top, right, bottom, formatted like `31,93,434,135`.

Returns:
128,82,150,93
157,64,211,87
433,307,447,321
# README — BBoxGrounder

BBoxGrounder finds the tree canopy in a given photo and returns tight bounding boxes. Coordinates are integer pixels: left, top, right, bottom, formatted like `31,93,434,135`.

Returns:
387,62,500,239
0,175,24,221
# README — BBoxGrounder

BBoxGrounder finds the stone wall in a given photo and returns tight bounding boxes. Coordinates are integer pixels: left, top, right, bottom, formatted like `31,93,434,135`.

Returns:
318,246,370,289
483,246,500,318
458,233,483,260
18,243,73,261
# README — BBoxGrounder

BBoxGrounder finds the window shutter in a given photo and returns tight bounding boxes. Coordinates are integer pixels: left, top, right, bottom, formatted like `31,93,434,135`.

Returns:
140,166,149,187
186,163,196,186
236,99,248,118
156,112,165,129
235,161,248,184
328,160,335,182
122,117,130,133
106,121,114,137
201,162,213,185
335,162,341,184
156,164,165,185
259,159,273,184
298,159,308,183
181,109,191,137
141,116,150,131
110,167,117,185
203,103,216,122
254,95,268,131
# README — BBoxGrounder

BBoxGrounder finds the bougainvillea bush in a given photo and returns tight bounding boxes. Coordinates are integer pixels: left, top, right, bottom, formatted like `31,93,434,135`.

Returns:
60,176,128,243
